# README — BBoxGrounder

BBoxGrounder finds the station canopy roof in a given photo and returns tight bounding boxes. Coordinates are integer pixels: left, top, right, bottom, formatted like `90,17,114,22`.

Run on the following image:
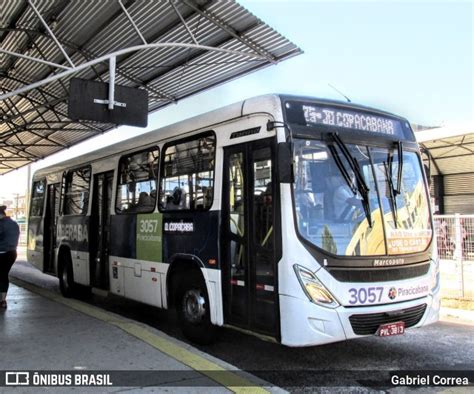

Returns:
0,0,302,175
415,123,474,176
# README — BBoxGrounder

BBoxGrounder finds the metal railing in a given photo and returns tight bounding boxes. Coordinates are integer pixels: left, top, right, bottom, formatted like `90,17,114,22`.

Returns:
434,214,474,301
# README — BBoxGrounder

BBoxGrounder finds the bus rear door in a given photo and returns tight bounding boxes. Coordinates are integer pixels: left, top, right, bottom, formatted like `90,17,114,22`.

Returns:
44,183,60,273
90,171,114,290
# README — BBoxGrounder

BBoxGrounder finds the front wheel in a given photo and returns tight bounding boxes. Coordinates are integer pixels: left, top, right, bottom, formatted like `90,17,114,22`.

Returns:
176,272,216,345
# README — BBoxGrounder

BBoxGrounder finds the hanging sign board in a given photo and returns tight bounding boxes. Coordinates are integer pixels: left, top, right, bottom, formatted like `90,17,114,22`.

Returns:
68,78,148,127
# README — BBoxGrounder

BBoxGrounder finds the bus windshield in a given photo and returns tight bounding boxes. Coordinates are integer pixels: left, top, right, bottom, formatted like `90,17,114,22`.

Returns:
293,138,432,256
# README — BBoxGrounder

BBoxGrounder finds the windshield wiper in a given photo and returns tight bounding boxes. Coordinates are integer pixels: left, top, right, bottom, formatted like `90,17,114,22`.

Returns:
384,141,404,227
331,133,372,227
384,151,398,226
396,141,403,195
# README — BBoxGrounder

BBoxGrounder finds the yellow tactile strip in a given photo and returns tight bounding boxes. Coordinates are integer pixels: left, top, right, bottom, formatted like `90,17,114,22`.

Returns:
11,278,270,394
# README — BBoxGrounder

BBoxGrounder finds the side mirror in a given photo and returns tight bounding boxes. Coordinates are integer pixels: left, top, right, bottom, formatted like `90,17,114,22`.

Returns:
278,142,294,183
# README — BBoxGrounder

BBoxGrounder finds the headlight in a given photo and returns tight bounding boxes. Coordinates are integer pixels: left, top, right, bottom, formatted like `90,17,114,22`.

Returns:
294,265,339,308
430,257,440,293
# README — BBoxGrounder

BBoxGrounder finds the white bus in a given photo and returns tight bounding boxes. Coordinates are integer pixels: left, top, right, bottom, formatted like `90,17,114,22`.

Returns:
27,95,439,346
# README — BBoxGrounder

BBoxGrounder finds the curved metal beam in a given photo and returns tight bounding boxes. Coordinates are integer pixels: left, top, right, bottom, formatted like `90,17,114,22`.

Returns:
1,78,105,134
0,42,266,101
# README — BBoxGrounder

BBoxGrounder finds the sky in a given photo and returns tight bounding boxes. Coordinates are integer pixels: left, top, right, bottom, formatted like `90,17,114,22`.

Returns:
0,0,473,199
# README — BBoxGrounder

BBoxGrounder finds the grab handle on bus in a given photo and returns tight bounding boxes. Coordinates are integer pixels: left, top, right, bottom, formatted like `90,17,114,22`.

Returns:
229,216,244,237
261,226,273,247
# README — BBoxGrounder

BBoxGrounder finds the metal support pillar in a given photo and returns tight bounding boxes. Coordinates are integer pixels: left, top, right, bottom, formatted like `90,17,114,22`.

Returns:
433,174,445,214
108,57,116,110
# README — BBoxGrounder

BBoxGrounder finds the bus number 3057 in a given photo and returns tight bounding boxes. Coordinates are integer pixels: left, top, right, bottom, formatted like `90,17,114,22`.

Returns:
140,219,159,233
348,286,384,305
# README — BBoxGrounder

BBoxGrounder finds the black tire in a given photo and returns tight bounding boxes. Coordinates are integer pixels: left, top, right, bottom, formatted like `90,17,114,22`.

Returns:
176,271,217,345
59,253,77,298
58,253,74,298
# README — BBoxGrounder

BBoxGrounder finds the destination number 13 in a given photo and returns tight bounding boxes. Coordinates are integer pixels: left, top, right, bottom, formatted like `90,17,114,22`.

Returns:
348,286,384,305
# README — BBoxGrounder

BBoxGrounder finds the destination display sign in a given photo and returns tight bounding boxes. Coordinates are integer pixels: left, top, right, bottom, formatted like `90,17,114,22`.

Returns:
300,104,404,137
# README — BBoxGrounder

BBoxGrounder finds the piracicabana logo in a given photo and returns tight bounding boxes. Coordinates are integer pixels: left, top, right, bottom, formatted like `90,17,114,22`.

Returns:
388,287,397,300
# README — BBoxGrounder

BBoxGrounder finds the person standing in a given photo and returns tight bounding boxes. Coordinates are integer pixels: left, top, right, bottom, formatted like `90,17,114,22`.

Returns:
0,205,20,309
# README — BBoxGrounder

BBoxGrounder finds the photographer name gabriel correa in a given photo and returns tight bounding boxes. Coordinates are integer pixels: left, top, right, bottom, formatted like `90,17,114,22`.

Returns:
391,374,470,386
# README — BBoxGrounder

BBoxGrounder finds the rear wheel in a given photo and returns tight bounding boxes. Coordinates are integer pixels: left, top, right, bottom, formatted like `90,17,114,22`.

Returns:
176,271,216,345
58,252,91,298
58,253,77,298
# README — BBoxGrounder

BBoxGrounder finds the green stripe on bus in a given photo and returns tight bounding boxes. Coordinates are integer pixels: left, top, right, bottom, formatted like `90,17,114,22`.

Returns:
136,212,163,262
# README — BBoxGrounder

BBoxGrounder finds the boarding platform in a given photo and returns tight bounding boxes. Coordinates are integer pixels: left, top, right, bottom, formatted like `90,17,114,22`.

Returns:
1,259,277,392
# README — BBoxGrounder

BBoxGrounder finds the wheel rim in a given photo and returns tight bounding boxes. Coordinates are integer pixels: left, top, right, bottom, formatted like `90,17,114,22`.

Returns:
62,266,69,290
182,289,206,323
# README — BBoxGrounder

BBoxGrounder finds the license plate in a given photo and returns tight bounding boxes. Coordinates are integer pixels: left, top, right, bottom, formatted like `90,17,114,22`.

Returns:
376,321,405,337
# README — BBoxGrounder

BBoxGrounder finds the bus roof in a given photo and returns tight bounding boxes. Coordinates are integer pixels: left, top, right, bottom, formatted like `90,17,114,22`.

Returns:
33,94,408,179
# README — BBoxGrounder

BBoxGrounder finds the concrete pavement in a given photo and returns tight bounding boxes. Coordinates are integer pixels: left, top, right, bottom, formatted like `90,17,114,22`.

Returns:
3,258,473,392
0,277,279,393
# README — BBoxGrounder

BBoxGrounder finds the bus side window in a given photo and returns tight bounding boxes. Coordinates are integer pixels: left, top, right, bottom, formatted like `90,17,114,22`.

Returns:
228,152,245,275
116,148,159,213
253,149,273,249
159,132,215,211
64,167,91,215
30,179,46,217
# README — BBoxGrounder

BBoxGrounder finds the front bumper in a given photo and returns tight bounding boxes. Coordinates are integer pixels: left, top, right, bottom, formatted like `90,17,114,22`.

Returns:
279,292,440,347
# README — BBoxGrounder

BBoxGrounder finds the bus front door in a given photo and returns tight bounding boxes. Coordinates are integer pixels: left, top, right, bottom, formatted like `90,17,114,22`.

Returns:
222,138,279,337
44,183,60,273
90,171,114,290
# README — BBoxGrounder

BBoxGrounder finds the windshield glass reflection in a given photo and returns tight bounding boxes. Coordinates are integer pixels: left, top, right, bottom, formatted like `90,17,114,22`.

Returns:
371,148,432,255
293,139,432,256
